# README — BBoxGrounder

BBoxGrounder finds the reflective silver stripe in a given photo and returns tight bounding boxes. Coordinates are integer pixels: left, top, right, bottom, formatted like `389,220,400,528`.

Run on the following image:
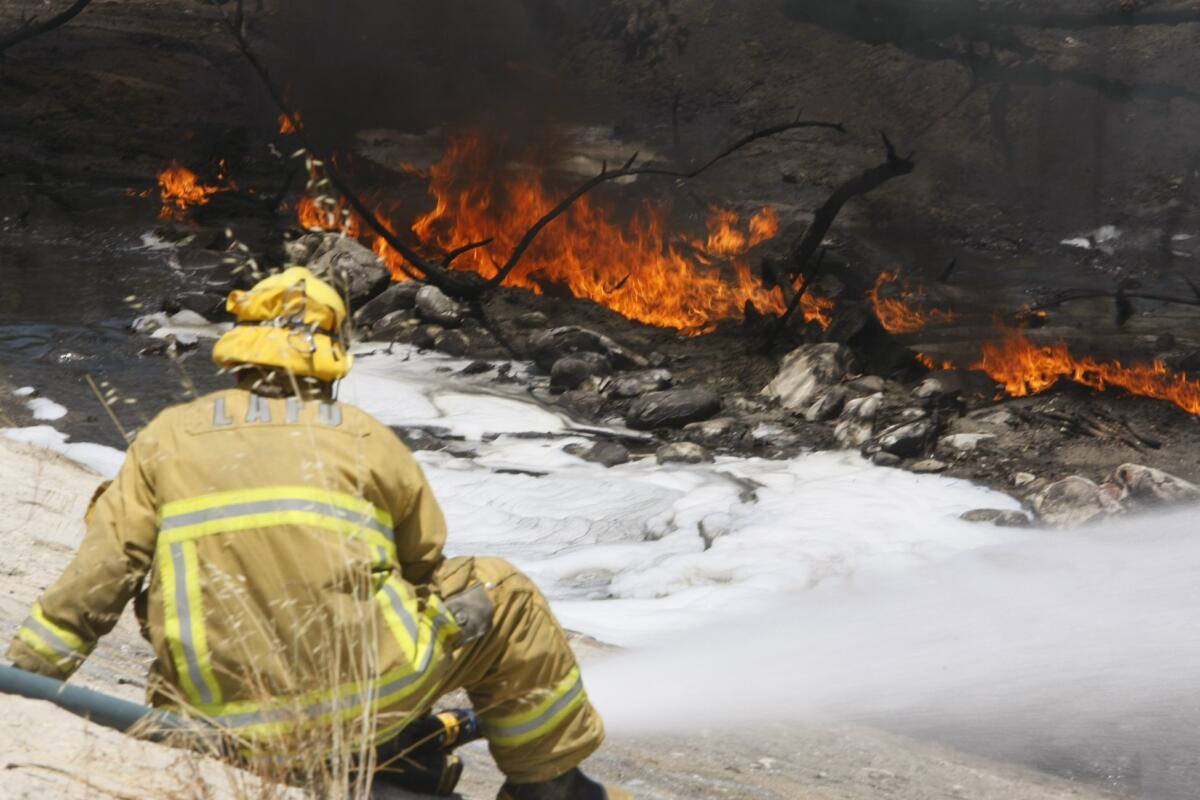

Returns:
161,498,393,541
21,615,86,662
172,543,215,706
382,583,419,643
213,615,450,730
483,675,585,741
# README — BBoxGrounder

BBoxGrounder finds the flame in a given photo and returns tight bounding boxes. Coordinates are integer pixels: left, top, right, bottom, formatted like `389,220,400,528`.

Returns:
297,132,831,333
974,327,1200,415
869,271,957,334
279,112,302,135
297,195,360,237
915,352,956,371
157,163,221,220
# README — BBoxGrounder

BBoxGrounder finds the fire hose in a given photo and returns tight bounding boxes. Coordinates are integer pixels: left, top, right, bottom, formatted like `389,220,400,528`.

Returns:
0,663,481,795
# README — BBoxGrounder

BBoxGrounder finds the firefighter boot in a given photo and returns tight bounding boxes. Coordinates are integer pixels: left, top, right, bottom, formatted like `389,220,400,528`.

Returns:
497,767,632,800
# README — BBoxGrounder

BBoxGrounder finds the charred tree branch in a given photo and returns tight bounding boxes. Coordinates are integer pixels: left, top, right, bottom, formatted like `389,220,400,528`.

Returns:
767,131,916,345
0,0,93,54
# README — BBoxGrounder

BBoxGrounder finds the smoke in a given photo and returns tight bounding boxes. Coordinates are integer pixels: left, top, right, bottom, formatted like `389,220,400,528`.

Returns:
267,0,602,146
585,508,1200,797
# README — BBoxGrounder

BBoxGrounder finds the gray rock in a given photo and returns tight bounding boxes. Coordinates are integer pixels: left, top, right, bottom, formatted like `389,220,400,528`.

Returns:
372,310,419,341
309,236,392,310
609,369,673,399
804,387,848,422
960,509,1032,528
847,375,886,393
460,361,494,376
912,377,949,400
557,389,606,418
411,324,444,349
565,440,630,468
1012,472,1039,489
415,285,466,327
1033,476,1123,528
872,451,902,467
834,393,882,448
877,420,933,457
393,428,445,452
627,388,722,430
513,311,549,329
683,417,740,447
434,330,471,357
656,442,714,465
763,343,856,411
169,292,225,320
910,458,948,474
354,281,422,327
283,233,325,265
529,326,647,372
551,353,612,391
940,433,995,453
1111,463,1200,508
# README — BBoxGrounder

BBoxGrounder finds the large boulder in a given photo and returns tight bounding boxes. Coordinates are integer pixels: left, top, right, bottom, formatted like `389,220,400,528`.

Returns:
354,281,422,328
308,236,392,310
763,344,856,412
875,420,933,457
415,285,466,327
626,387,721,430
1110,463,1200,508
834,393,881,448
551,353,612,391
528,326,648,372
609,369,673,398
1033,476,1124,528
656,441,713,465
565,440,631,467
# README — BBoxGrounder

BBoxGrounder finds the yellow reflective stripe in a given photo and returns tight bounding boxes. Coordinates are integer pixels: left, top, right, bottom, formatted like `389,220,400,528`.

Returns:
160,509,394,555
161,486,392,529
482,667,587,748
30,603,90,654
161,541,211,705
15,627,79,675
185,613,459,740
180,541,222,706
376,576,420,664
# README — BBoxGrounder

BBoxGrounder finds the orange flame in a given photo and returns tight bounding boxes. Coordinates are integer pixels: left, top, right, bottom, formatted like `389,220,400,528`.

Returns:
297,132,831,333
915,352,956,371
974,327,1200,415
869,271,957,334
157,163,221,220
279,112,302,135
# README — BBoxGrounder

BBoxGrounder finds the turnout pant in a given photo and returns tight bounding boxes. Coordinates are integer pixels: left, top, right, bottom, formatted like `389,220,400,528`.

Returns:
382,557,605,784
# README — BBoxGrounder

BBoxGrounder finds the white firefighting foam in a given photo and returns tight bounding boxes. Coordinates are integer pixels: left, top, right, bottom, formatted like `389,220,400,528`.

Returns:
341,345,1023,645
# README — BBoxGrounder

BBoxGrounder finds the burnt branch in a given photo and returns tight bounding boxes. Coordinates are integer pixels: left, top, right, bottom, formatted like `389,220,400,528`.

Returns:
767,131,916,345
442,238,493,267
789,131,915,278
0,0,93,54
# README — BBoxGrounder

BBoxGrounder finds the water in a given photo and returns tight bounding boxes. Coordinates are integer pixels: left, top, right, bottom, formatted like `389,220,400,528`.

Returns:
585,511,1200,798
0,223,223,447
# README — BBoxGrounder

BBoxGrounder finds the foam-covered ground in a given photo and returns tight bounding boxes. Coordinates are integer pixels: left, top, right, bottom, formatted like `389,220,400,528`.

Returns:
347,345,1022,645
4,344,1022,646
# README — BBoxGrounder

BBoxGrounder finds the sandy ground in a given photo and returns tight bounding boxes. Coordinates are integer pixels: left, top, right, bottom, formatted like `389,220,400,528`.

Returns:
0,435,1123,799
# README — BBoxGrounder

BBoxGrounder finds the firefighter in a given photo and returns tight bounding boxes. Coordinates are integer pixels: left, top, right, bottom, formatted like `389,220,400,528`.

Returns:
6,267,629,800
